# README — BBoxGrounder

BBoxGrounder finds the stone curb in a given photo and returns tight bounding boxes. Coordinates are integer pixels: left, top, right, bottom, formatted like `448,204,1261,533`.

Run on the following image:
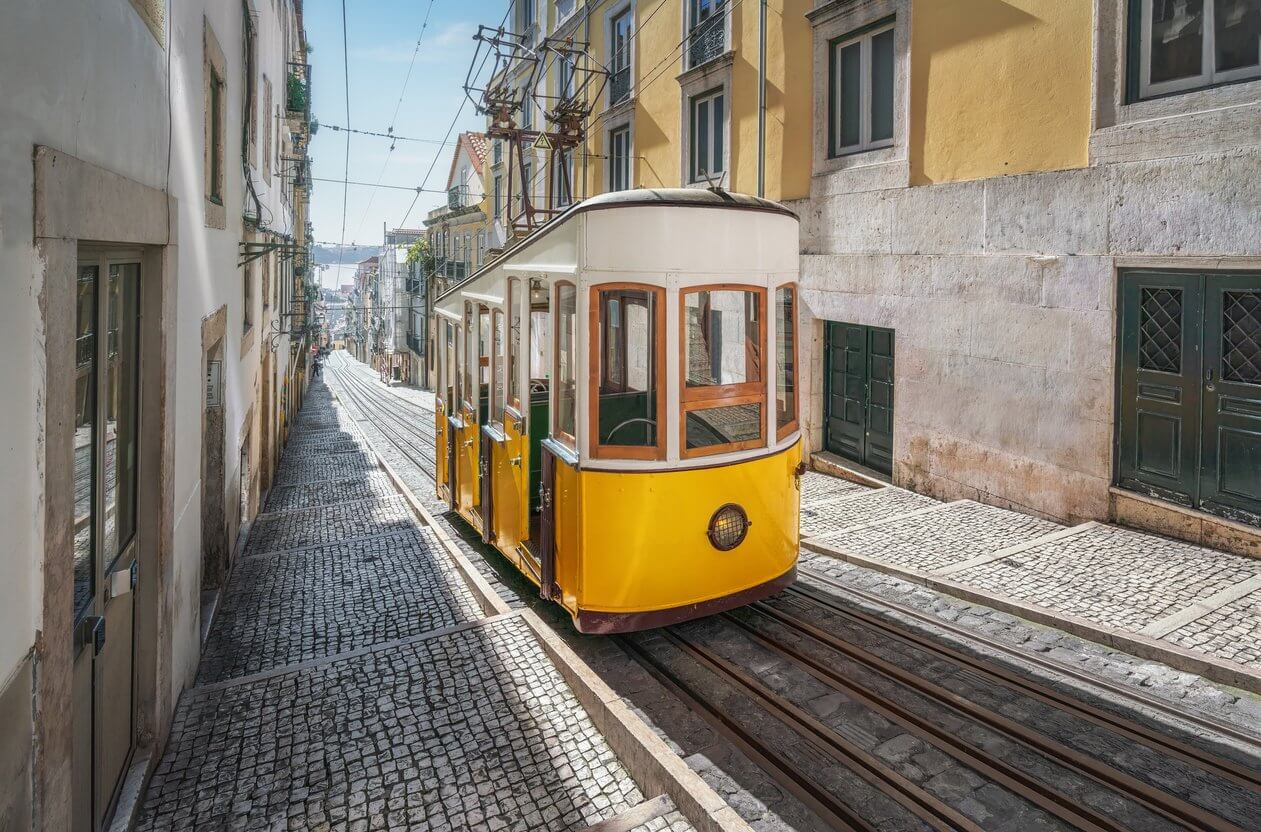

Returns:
361,420,753,832
801,536,1261,696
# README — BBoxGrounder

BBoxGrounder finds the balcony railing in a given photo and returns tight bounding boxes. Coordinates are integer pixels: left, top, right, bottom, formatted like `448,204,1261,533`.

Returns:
406,333,424,356
447,186,468,210
609,67,630,105
76,334,94,369
688,16,724,68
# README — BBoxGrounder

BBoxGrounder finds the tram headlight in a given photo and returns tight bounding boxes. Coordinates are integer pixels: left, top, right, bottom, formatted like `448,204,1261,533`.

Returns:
707,504,750,551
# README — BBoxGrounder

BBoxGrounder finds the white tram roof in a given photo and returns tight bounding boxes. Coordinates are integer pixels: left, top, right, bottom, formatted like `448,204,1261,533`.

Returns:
435,188,799,314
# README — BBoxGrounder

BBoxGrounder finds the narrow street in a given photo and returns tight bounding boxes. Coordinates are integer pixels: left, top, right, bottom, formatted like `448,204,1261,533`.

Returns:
135,378,695,832
312,352,1261,832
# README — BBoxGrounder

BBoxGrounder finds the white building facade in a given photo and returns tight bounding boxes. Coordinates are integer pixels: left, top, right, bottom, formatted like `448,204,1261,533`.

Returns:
0,1,315,830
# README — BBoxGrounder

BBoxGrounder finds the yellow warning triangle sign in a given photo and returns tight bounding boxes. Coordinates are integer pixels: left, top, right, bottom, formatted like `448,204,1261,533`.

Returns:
532,132,553,152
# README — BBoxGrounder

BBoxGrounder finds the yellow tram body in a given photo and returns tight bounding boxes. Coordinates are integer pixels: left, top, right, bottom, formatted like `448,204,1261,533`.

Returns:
433,189,802,633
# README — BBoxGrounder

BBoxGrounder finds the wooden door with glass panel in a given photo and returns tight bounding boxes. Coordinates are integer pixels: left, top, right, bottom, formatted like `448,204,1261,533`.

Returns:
72,251,143,831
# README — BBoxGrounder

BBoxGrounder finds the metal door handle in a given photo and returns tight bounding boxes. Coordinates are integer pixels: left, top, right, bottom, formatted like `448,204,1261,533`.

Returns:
1206,368,1216,392
510,456,522,467
462,439,474,448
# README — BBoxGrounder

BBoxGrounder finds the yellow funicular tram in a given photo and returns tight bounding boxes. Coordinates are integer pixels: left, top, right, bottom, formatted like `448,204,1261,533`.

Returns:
434,189,802,632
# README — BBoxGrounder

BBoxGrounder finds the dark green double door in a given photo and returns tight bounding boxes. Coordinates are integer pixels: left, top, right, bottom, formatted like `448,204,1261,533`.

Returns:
825,322,894,475
1118,271,1261,526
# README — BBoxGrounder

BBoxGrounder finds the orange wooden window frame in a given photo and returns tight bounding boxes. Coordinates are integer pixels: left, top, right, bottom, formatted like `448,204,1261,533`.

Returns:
552,280,579,450
678,284,769,459
506,277,523,415
461,301,476,415
775,284,799,441
588,283,667,461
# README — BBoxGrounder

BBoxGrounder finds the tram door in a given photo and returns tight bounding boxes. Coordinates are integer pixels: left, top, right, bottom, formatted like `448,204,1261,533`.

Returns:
72,252,143,831
496,279,529,556
455,304,480,517
435,320,453,509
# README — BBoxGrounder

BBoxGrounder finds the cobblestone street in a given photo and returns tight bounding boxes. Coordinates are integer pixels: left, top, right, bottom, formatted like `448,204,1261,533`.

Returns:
135,382,696,832
323,352,1261,832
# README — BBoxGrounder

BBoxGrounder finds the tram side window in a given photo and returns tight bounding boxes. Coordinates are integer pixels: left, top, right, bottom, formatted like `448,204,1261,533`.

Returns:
462,302,475,412
682,287,766,455
507,278,522,414
478,305,492,424
491,309,505,426
775,285,797,437
593,286,663,457
454,323,464,410
554,282,578,446
444,321,457,412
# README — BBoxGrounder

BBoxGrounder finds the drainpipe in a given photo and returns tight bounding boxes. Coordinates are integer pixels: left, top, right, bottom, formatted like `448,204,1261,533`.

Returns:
757,0,767,198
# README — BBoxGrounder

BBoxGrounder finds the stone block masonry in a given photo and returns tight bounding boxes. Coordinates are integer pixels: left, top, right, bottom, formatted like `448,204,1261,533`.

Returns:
134,383,707,832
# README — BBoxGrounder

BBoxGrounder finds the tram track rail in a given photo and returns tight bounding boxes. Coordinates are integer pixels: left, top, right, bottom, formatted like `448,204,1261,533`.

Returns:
319,354,1261,832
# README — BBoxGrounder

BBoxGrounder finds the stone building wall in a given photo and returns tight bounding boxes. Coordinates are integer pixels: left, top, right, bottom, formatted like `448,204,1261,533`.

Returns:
793,147,1261,525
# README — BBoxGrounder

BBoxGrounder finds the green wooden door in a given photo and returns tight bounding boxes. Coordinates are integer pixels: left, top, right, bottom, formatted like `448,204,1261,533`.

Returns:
1200,275,1261,525
825,322,894,475
1117,271,1261,526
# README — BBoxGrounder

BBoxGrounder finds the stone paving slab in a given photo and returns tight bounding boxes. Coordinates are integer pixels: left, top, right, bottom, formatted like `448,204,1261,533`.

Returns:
799,470,869,504
1164,589,1261,667
801,487,939,539
264,471,399,512
199,527,485,684
244,494,418,555
825,500,1062,575
144,617,653,831
956,523,1260,634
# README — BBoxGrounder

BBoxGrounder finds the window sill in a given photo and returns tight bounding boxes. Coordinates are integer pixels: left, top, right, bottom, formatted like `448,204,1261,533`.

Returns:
204,197,226,230
601,95,636,122
676,50,735,85
1091,84,1261,165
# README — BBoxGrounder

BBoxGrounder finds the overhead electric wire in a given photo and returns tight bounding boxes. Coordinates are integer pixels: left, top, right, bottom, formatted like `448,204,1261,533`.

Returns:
322,123,459,146
351,0,439,243
334,0,353,276
396,0,516,230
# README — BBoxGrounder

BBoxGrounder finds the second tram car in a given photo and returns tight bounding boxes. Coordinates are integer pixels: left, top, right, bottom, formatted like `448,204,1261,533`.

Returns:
433,188,802,633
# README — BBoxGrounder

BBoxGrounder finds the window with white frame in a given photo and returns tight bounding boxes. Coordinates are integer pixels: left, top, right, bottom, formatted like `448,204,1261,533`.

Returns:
519,0,534,31
558,54,575,100
689,88,725,183
688,0,726,68
553,148,575,207
521,91,534,130
1135,0,1261,99
829,19,895,157
608,126,631,191
610,8,633,105
493,174,503,219
520,162,533,209
556,0,576,26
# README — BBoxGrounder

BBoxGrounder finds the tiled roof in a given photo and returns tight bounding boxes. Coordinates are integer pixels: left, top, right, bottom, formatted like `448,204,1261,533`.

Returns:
464,132,488,167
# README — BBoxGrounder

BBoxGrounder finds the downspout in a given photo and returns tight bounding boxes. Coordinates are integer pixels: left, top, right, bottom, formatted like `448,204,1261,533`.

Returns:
757,0,767,198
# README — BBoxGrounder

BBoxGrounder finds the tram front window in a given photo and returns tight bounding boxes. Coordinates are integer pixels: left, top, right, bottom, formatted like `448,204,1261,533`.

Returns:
594,286,662,455
681,286,767,456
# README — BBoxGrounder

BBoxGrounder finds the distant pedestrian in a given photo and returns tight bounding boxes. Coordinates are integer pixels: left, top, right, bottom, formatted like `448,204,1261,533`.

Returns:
312,360,322,380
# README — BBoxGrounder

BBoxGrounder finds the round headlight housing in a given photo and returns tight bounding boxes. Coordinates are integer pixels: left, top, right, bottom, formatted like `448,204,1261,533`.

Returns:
707,503,750,551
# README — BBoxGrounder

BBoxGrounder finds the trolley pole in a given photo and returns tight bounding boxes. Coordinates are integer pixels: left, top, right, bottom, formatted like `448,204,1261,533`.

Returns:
757,0,767,198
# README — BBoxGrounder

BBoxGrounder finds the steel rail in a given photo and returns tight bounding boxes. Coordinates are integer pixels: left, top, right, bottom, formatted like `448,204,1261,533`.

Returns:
796,564,1261,749
787,578,1261,795
721,608,1129,832
649,630,985,832
615,635,871,832
736,603,1253,832
325,359,437,474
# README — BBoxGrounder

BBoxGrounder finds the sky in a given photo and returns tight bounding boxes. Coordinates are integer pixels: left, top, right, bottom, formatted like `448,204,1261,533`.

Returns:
305,0,504,287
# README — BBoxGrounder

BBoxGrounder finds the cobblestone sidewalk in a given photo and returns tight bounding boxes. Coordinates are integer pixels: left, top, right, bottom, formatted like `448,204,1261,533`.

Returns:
135,382,695,832
798,471,1261,691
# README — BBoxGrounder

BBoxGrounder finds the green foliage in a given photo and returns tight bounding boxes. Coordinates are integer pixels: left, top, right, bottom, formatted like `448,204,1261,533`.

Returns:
405,238,435,273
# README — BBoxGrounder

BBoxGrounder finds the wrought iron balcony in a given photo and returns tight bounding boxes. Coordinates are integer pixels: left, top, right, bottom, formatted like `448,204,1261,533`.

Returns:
448,187,468,210
406,333,424,356
688,17,724,68
286,62,311,121
76,333,94,369
609,67,630,105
